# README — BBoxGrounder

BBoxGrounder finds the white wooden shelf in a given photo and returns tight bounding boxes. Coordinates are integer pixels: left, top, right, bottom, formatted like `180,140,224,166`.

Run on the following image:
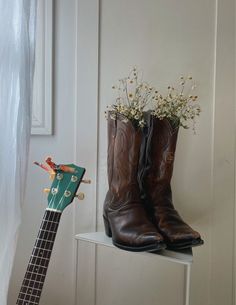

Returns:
75,231,193,264
75,232,193,305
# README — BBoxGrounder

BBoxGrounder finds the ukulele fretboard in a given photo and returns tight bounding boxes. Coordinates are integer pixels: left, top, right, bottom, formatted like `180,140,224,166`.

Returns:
16,209,61,305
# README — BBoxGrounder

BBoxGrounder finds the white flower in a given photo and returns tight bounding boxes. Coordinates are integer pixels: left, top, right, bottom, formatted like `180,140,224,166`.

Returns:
151,76,201,132
106,68,157,127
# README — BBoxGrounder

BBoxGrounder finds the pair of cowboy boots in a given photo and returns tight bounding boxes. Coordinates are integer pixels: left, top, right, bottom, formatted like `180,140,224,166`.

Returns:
103,113,203,252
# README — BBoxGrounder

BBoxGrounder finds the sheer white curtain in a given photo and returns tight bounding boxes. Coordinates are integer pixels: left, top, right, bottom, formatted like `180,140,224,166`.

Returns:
0,1,37,305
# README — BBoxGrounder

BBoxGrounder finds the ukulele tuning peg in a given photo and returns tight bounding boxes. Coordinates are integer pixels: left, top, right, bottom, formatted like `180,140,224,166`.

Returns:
75,192,85,200
49,173,56,180
34,160,56,180
43,188,50,194
81,179,91,184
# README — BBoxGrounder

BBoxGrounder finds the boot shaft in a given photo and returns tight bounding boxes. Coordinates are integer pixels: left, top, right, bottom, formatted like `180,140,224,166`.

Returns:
147,116,178,182
106,113,142,196
140,115,179,202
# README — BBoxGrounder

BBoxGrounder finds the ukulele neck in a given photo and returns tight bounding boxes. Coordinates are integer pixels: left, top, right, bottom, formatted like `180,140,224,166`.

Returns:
16,209,61,305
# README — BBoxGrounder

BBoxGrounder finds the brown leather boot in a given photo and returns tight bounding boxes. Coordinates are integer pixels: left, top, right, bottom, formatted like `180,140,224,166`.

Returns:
103,113,165,252
139,114,204,250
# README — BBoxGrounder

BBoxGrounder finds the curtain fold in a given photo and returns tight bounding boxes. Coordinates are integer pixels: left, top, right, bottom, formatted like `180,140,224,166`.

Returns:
0,1,37,305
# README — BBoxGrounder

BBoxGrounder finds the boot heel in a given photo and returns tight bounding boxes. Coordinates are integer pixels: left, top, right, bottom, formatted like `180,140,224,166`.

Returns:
103,216,112,237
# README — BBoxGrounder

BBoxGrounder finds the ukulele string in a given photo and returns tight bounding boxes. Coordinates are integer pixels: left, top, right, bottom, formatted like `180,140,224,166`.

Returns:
48,178,62,210
24,179,61,304
31,182,61,302
27,174,73,304
30,175,73,299
26,209,57,304
22,206,55,303
19,209,52,304
55,179,73,210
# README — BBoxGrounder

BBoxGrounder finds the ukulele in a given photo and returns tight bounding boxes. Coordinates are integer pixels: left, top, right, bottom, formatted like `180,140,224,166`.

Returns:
16,158,89,305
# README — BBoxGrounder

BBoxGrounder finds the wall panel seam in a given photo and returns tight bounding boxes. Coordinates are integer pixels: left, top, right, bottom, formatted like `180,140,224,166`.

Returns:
209,0,218,304
73,2,79,305
74,1,100,305
94,1,101,305
233,0,236,302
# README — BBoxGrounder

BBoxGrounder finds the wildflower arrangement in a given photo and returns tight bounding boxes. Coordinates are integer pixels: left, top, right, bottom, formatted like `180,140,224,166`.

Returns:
106,69,201,131
106,67,157,127
151,76,201,131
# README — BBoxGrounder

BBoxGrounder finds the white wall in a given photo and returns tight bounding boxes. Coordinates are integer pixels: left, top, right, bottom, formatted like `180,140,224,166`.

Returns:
9,1,236,305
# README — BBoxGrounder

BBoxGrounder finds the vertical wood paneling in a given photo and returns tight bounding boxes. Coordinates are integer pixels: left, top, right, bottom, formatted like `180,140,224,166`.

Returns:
210,0,236,304
234,2,236,304
75,1,100,305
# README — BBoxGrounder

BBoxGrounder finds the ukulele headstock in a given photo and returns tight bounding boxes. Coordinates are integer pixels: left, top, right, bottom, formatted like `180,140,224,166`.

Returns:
35,158,87,212
47,164,85,211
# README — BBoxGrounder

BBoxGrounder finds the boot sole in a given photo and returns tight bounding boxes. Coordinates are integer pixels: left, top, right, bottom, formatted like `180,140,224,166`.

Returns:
113,240,166,252
166,238,204,250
